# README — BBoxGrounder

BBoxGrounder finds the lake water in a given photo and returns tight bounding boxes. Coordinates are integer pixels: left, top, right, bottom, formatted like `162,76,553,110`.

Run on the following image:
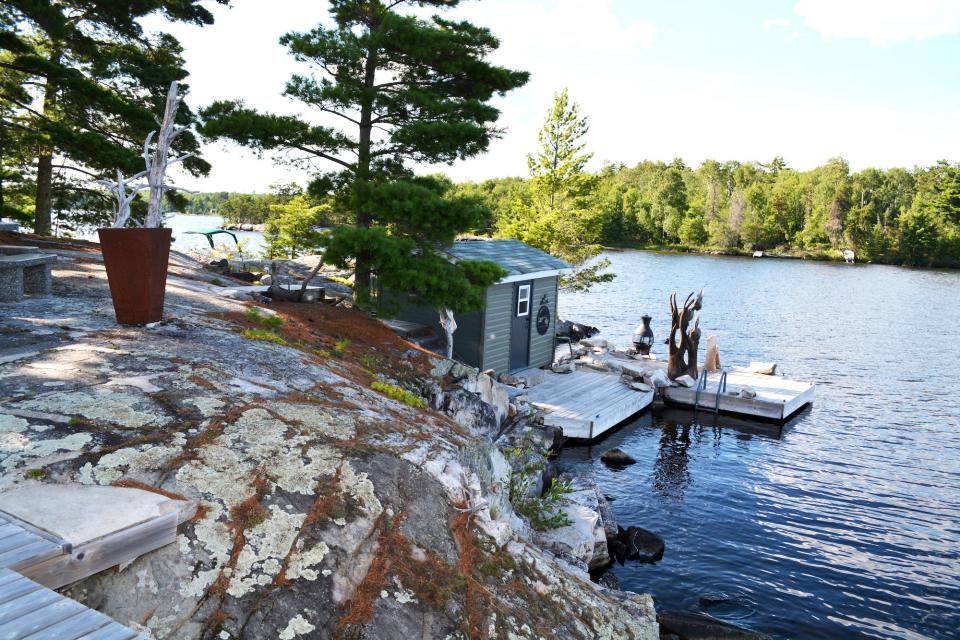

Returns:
76,213,266,257
166,213,266,257
556,250,960,639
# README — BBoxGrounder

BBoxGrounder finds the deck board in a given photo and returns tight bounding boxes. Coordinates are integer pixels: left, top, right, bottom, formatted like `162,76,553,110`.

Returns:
527,370,653,439
0,570,143,640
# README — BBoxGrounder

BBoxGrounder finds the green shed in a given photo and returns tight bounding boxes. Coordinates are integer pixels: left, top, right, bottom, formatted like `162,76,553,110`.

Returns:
394,239,571,374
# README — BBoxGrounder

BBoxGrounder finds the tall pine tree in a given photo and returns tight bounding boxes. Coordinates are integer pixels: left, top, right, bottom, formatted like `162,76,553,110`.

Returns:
0,0,223,234
499,89,613,291
200,0,528,311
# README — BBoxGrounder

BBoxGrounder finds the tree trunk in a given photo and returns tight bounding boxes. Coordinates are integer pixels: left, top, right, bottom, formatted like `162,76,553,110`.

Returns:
352,43,379,304
33,49,61,236
34,153,53,235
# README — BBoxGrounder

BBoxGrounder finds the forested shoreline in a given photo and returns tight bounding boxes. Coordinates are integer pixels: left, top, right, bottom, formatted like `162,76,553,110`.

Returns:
454,157,960,269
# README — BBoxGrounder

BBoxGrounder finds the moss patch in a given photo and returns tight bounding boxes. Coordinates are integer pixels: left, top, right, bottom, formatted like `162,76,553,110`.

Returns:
370,381,427,410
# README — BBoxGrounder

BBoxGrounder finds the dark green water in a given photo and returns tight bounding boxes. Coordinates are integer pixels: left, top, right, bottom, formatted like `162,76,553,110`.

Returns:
557,250,960,639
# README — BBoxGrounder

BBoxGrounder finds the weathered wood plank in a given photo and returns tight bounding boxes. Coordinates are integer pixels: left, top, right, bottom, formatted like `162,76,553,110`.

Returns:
528,370,653,440
0,540,62,571
0,588,61,624
23,511,177,590
22,608,113,639
0,576,41,604
0,526,23,542
74,625,140,640
0,597,87,639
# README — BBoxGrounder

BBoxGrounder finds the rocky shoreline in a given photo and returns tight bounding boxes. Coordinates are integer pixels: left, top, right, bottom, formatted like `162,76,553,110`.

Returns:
0,242,661,639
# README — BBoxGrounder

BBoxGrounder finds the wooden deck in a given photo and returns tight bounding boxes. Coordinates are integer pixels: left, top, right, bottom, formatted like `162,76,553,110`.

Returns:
526,369,654,440
660,367,815,421
0,568,143,639
0,484,191,640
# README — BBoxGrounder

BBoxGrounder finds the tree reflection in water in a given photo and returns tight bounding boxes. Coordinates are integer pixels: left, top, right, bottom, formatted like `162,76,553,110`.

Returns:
653,419,695,498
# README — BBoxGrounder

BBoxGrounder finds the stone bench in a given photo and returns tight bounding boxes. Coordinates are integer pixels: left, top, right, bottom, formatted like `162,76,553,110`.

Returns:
0,251,56,302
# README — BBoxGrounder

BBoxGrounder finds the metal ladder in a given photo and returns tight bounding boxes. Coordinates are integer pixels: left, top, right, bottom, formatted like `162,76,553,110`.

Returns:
693,368,727,414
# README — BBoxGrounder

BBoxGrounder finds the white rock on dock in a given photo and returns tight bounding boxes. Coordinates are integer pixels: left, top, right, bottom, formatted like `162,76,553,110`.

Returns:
674,375,696,388
746,361,777,375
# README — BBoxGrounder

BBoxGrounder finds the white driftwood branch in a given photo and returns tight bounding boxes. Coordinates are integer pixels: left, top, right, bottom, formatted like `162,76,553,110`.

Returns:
144,81,187,228
96,168,147,228
439,307,457,359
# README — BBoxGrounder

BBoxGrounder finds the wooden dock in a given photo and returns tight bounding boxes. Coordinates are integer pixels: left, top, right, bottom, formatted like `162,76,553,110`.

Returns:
0,568,143,639
658,366,814,421
0,483,192,639
526,369,654,440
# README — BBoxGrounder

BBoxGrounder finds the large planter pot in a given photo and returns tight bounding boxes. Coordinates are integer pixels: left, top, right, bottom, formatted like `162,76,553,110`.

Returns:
98,227,172,325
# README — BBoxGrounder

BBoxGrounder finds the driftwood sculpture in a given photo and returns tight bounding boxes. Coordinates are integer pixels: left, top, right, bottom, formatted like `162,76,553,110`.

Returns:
95,169,147,228
144,81,192,228
96,81,191,228
667,288,703,380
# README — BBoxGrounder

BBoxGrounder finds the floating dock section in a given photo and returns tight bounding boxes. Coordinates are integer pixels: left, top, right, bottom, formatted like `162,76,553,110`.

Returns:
645,362,815,421
526,369,654,440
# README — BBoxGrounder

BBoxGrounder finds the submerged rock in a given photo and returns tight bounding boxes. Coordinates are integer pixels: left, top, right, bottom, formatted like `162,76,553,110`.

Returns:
601,448,637,466
658,611,772,640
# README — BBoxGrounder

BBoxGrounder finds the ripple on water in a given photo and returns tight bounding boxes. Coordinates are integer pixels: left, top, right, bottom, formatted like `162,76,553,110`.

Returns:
557,250,960,640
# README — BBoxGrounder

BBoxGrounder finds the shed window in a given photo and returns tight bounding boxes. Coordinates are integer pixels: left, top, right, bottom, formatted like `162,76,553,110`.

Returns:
517,285,531,317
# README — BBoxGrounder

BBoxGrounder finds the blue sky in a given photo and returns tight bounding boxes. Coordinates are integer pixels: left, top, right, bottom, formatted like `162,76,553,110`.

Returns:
144,0,960,192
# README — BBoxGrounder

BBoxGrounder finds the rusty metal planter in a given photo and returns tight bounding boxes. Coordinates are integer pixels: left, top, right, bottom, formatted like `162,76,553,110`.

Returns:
98,228,171,325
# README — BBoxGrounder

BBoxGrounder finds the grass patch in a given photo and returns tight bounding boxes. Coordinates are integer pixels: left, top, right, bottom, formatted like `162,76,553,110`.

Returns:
370,381,427,409
333,338,350,356
240,328,290,346
24,468,45,480
245,307,283,328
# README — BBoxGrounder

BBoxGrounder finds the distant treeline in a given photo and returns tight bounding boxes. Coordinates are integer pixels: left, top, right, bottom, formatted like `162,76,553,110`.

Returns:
454,157,960,268
182,183,305,225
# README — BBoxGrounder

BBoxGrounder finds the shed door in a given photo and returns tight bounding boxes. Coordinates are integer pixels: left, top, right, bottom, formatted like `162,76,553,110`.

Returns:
510,281,532,371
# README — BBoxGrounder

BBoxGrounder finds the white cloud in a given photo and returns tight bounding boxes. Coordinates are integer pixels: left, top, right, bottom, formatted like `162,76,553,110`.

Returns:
794,0,960,45
140,1,958,193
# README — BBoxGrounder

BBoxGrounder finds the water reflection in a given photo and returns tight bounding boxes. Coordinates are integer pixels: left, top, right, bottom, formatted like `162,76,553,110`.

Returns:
554,247,960,640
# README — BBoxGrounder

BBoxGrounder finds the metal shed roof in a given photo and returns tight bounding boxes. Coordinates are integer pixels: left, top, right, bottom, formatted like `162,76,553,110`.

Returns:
446,239,571,281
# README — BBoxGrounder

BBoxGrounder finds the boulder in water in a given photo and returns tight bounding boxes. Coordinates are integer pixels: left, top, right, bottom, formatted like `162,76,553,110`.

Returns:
622,526,665,563
658,611,771,640
556,319,600,342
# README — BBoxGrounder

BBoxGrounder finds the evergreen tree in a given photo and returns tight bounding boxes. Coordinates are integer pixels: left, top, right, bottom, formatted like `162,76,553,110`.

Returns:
264,195,327,259
527,88,591,211
499,89,613,291
199,0,527,311
0,0,222,234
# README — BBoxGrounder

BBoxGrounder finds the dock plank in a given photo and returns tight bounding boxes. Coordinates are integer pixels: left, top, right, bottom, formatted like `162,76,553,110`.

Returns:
0,569,143,640
527,369,653,439
0,596,87,639
22,609,112,639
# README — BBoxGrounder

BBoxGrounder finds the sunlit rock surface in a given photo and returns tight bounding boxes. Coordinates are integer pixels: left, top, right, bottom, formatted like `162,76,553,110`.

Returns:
0,247,657,639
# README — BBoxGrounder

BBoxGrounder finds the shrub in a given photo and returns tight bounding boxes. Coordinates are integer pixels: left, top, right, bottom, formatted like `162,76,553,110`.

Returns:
370,381,427,409
506,447,573,531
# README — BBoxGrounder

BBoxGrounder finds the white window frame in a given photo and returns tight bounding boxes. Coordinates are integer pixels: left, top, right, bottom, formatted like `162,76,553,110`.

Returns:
516,284,531,317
